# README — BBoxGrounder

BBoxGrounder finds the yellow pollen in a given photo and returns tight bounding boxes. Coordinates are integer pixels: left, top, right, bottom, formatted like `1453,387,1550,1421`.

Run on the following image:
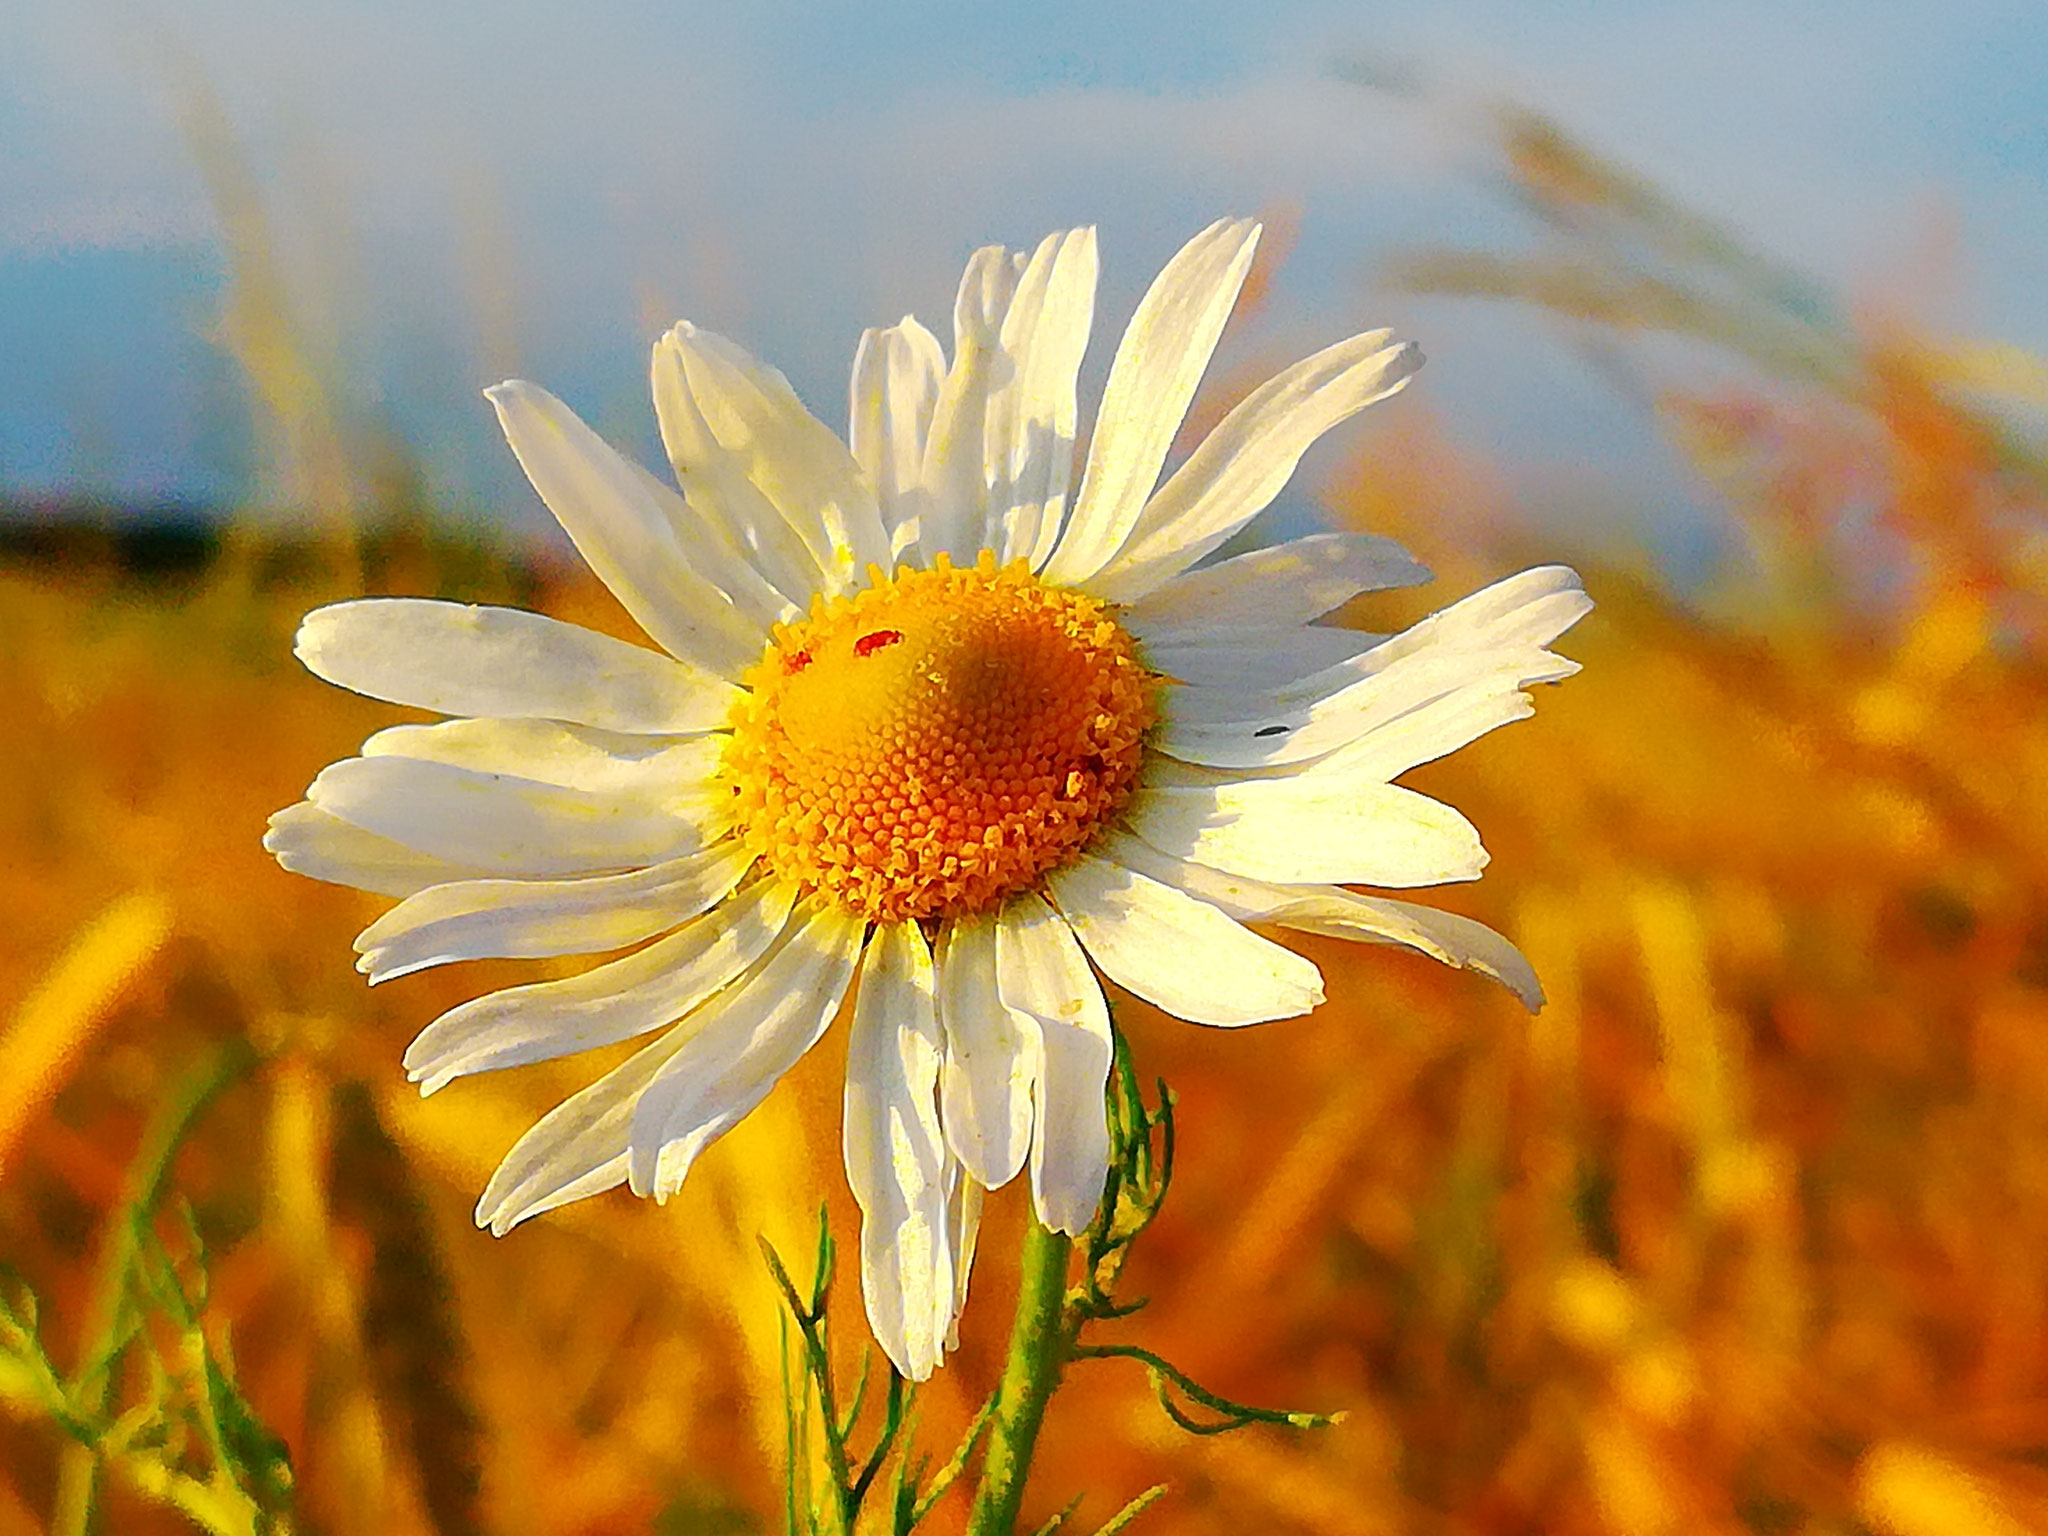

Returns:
721,553,1156,923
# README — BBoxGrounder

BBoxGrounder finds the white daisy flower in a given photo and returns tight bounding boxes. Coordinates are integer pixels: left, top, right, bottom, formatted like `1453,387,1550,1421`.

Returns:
266,218,1589,1381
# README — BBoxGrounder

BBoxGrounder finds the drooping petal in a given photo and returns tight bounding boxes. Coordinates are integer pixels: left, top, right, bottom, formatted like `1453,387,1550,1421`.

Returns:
627,900,865,1200
1280,894,1542,1008
306,756,716,876
361,718,724,802
475,1026,689,1235
995,894,1112,1236
983,227,1097,569
1045,852,1323,1027
935,911,1038,1189
1120,532,1429,642
1043,218,1262,585
944,1161,983,1348
1125,778,1488,888
659,323,890,595
486,381,768,675
470,899,852,1236
353,842,755,985
296,599,737,734
1102,830,1542,1008
849,317,947,561
919,244,1020,565
1085,334,1423,604
263,801,491,898
843,921,955,1380
402,877,798,1093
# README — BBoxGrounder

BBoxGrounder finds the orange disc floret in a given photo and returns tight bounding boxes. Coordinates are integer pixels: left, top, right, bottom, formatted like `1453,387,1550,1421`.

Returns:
721,552,1157,923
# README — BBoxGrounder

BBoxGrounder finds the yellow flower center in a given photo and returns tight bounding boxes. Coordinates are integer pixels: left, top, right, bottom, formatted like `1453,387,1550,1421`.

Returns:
721,553,1156,923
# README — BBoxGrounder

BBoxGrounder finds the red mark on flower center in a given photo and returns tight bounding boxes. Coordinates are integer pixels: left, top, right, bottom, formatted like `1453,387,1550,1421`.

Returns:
854,629,904,658
782,647,813,674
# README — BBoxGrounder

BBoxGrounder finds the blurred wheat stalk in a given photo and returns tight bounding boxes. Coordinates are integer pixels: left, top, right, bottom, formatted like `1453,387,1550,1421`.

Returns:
5,93,2048,1536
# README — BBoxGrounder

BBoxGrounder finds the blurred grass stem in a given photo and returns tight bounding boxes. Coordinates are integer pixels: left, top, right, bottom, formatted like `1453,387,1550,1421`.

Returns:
52,1038,259,1536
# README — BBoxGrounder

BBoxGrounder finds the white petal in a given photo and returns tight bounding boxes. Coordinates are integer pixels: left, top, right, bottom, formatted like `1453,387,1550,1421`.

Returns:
918,244,1020,565
1126,779,1488,888
1143,628,1383,691
402,877,798,1093
653,334,828,606
1160,643,1570,744
995,894,1112,1236
1291,565,1591,701
627,900,865,1199
1281,895,1542,1008
1086,334,1423,603
353,842,754,984
623,454,800,636
849,317,946,561
935,912,1039,1188
944,1161,983,1348
843,922,954,1380
263,801,491,898
475,1024,692,1235
1121,532,1429,641
659,323,890,595
361,718,724,798
306,755,716,875
296,599,737,734
1157,566,1591,768
1045,852,1323,1027
1291,678,1539,783
1101,830,1541,1008
1043,218,1261,585
1398,564,1594,652
983,227,1097,569
486,380,768,675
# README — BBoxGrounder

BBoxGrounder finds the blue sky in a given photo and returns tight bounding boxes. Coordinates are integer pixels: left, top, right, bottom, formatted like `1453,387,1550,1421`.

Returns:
3,0,2045,563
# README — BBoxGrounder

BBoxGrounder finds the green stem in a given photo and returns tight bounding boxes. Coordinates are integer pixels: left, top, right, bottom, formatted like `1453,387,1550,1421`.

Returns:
965,1221,1073,1536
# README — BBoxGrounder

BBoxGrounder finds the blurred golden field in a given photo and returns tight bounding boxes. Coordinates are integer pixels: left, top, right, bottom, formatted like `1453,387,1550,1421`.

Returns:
7,113,2048,1535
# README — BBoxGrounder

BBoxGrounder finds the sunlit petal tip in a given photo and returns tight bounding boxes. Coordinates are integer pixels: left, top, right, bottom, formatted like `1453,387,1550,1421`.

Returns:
359,952,422,987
